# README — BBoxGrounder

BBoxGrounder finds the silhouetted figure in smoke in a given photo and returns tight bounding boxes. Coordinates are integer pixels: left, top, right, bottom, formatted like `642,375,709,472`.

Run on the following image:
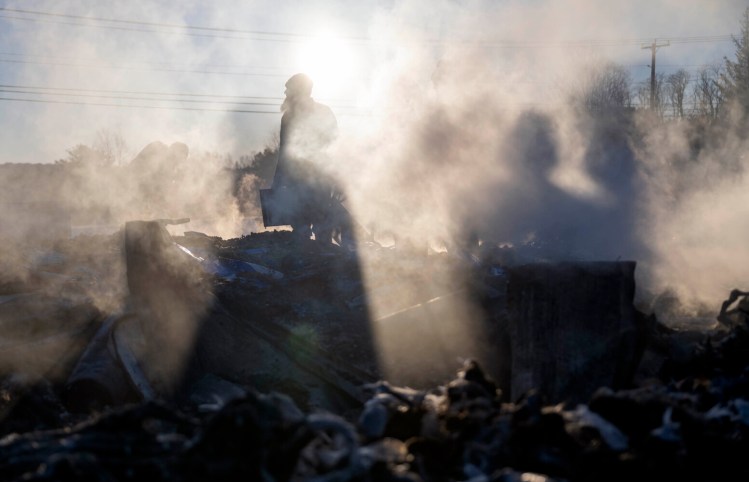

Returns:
273,73,352,245
129,141,189,218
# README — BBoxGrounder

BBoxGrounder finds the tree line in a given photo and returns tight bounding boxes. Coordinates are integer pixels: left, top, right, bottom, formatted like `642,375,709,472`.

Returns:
574,8,749,122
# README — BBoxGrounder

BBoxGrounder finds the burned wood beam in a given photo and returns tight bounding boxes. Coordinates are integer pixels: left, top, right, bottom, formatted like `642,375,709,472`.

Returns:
63,315,141,412
123,220,212,398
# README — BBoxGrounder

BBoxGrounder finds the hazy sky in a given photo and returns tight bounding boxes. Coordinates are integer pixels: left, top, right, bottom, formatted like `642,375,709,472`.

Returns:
0,0,744,164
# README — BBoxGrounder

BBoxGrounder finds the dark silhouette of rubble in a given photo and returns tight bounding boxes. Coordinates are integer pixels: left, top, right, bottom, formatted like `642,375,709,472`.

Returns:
0,344,747,481
506,261,641,402
0,227,747,480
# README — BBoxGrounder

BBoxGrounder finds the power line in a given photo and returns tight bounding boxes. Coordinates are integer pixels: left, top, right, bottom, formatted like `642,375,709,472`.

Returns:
0,96,280,113
0,10,369,46
0,56,289,78
0,14,329,44
627,63,720,69
0,14,221,39
0,6,368,41
0,7,733,48
0,91,365,114
0,83,359,109
0,94,705,117
0,13,308,44
0,83,283,101
0,87,280,106
0,51,288,73
668,35,734,44
0,7,310,38
0,53,367,82
470,35,732,48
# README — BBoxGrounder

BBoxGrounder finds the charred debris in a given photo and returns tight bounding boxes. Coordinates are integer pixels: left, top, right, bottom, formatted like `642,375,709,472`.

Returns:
0,221,748,481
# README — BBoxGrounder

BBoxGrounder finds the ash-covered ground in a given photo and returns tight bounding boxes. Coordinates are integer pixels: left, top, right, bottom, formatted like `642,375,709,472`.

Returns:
0,228,747,481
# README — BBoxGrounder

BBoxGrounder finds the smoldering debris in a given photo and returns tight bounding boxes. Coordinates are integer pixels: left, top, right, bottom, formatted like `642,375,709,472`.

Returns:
0,342,748,481
0,225,748,481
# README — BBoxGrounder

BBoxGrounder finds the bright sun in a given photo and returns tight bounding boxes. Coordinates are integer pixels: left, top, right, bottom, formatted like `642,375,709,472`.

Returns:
296,34,355,97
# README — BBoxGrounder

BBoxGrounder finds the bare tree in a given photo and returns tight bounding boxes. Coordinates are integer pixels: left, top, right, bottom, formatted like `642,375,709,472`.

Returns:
64,144,102,165
571,61,632,114
720,7,749,115
692,65,724,119
59,129,130,167
666,69,690,118
93,128,129,166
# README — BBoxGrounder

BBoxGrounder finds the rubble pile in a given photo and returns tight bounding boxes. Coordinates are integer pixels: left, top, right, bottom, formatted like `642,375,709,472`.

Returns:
0,341,747,481
0,227,747,481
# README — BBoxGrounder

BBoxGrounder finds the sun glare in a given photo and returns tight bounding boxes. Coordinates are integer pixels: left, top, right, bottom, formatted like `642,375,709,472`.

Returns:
296,34,355,97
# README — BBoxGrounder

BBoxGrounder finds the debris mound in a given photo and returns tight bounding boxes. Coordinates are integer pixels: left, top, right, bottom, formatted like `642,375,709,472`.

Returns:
1,227,748,480
0,338,748,482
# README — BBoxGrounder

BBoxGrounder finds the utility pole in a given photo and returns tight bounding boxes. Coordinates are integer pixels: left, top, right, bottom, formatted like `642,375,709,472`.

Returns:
641,39,670,110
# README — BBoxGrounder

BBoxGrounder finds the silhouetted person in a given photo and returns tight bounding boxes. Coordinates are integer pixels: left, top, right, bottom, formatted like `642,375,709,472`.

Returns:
129,141,189,218
273,73,351,244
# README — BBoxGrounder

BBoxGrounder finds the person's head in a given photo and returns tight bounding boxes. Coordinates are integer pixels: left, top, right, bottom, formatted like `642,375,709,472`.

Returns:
285,73,313,99
282,73,314,112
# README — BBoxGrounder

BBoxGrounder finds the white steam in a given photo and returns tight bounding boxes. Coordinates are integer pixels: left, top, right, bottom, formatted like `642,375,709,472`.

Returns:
1,0,747,315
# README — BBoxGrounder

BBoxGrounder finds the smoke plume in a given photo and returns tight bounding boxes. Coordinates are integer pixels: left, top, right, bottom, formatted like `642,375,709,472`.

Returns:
1,0,747,320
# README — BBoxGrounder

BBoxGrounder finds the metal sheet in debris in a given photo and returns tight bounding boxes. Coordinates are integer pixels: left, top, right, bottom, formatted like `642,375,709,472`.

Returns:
216,257,283,280
259,188,295,228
